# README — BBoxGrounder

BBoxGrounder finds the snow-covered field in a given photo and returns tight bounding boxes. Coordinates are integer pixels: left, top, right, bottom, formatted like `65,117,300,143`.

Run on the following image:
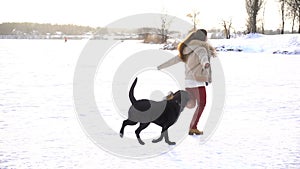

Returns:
0,34,299,169
212,33,300,54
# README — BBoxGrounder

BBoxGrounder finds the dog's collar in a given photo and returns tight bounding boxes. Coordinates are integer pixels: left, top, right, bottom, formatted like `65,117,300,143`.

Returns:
166,92,174,100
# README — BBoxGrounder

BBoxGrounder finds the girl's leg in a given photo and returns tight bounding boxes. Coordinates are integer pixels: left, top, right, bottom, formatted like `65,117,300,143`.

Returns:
185,88,196,109
189,86,206,129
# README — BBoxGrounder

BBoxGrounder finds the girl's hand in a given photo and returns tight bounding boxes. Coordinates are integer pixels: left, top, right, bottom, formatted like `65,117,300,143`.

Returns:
204,63,210,69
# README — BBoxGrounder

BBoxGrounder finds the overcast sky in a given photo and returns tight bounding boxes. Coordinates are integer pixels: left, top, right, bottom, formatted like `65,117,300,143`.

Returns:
0,0,283,30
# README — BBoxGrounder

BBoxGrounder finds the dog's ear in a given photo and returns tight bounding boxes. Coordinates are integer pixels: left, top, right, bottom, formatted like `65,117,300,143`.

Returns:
178,91,190,104
172,91,181,98
183,91,191,102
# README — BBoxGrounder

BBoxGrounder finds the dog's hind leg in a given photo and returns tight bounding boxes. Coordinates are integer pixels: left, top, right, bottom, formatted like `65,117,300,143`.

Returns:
135,123,150,145
153,126,176,145
163,130,176,145
120,119,137,138
152,132,164,143
152,125,169,143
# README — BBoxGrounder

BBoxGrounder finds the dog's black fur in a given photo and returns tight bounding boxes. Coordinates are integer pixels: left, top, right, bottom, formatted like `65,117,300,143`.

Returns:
120,78,190,145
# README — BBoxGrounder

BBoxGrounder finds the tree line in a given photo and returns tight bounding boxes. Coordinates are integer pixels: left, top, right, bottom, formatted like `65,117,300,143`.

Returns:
0,22,95,35
0,22,168,36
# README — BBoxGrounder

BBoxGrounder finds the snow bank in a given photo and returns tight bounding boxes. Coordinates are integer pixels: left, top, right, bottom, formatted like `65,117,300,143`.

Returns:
210,34,300,55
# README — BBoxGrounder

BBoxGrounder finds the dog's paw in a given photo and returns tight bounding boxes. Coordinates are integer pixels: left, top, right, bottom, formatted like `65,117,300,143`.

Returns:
166,141,176,145
137,139,145,145
152,139,161,143
138,141,145,145
120,133,123,138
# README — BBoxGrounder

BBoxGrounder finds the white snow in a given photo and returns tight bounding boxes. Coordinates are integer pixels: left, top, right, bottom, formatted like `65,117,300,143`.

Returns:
0,34,299,169
211,33,300,54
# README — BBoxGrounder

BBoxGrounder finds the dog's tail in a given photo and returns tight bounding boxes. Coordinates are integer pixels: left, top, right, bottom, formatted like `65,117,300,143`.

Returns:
129,77,138,105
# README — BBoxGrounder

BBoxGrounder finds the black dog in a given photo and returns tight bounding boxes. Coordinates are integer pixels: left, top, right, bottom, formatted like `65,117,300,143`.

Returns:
120,78,190,145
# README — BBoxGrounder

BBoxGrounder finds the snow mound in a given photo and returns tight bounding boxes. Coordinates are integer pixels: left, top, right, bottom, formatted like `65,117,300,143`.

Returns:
244,33,265,39
211,34,300,55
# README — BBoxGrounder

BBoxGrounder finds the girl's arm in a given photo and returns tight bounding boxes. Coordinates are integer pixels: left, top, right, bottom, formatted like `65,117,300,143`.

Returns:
157,55,182,70
195,47,210,69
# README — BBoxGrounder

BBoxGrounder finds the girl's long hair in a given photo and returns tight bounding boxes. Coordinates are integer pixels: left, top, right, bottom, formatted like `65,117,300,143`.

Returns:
178,29,207,62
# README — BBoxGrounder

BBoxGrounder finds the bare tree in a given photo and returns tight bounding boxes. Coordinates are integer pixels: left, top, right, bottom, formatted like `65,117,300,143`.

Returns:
187,11,200,31
261,2,266,34
286,0,300,33
279,0,286,34
258,0,267,34
221,18,232,39
160,13,174,43
286,1,296,33
246,0,264,33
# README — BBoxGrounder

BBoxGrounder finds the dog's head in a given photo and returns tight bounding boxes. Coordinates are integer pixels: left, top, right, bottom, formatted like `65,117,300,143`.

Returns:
171,90,190,111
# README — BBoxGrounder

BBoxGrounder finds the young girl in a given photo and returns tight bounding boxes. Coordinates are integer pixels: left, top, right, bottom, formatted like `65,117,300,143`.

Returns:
157,29,217,135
